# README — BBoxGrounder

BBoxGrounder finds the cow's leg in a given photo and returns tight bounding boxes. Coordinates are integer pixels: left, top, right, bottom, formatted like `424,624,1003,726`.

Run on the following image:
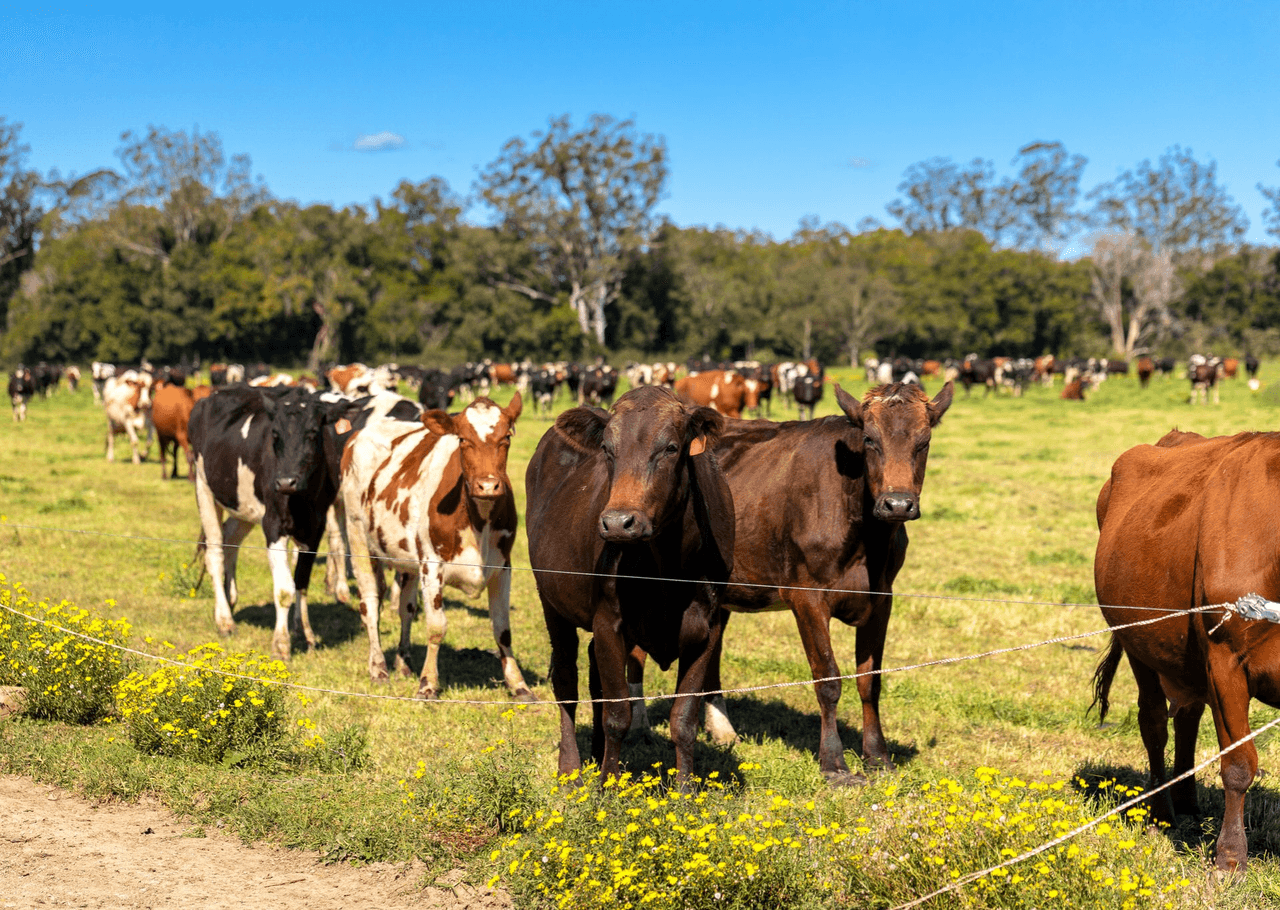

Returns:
194,465,235,636
625,646,652,736
105,424,116,462
125,419,143,464
396,572,428,688
323,506,352,606
854,595,894,771
1128,655,1176,826
700,616,737,745
788,592,856,783
544,604,582,776
159,438,171,480
219,516,255,610
591,608,631,781
1207,671,1257,873
345,511,390,682
486,563,533,700
1171,701,1206,817
670,607,725,784
264,534,298,660
289,537,320,653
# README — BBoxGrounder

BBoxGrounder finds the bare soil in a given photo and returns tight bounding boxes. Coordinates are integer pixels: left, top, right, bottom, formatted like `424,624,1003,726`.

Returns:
0,774,512,910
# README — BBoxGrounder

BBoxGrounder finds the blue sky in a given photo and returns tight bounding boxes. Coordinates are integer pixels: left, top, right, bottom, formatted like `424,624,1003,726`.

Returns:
7,2,1279,244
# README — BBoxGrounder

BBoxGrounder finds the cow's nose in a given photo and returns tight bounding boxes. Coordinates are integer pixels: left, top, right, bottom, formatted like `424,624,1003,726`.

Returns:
472,475,505,498
599,508,652,541
275,476,299,494
873,492,920,521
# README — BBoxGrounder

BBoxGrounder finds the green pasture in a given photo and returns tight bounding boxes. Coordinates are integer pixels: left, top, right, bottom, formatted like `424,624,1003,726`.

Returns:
4,368,1280,905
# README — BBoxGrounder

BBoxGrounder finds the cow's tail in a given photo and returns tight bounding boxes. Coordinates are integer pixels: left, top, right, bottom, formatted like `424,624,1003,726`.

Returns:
1090,635,1125,722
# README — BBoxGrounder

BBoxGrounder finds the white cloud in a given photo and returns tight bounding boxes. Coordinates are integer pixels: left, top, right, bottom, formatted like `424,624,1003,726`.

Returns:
353,131,406,152
847,156,872,168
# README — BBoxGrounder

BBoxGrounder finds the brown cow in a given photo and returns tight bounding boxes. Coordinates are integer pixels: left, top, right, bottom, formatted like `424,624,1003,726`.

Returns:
630,381,953,783
1093,428,1280,872
1189,358,1219,404
340,393,532,701
1060,378,1088,400
525,386,734,781
674,369,755,418
1136,356,1154,388
1222,357,1239,379
151,382,196,480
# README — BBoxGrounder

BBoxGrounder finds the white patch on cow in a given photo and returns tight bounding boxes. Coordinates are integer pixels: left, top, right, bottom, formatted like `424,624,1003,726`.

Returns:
233,460,266,523
240,415,253,438
710,381,720,399
465,401,502,440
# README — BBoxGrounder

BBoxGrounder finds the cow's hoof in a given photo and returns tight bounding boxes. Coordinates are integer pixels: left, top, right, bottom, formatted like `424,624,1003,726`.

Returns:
823,769,869,788
513,688,538,703
416,687,439,701
371,670,390,684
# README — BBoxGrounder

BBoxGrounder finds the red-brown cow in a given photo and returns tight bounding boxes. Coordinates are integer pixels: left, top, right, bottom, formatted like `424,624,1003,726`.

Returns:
525,386,734,781
674,369,756,418
340,393,532,701
630,381,953,783
151,382,195,480
1093,428,1280,872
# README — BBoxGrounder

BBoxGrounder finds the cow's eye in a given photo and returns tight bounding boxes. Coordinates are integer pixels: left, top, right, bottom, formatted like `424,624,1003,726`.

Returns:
665,442,679,455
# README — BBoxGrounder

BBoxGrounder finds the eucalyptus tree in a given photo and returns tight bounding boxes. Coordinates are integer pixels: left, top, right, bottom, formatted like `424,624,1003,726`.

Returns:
476,114,668,345
1261,160,1280,240
885,156,1018,246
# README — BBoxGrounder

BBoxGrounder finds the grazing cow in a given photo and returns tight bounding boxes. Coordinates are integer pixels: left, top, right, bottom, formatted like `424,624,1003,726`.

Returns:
1136,356,1154,388
103,373,153,463
1092,428,1280,872
674,369,753,419
189,386,359,658
340,394,533,701
792,364,825,419
526,386,734,780
630,381,953,782
1189,357,1220,404
9,368,34,422
151,382,196,480
959,357,998,396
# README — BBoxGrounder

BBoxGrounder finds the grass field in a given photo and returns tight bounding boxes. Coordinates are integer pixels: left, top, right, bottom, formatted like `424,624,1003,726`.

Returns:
4,367,1280,907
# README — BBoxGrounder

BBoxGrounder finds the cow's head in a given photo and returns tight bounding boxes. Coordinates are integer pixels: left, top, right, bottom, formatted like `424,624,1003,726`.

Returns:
422,393,522,505
556,385,727,544
838,380,952,522
262,388,347,495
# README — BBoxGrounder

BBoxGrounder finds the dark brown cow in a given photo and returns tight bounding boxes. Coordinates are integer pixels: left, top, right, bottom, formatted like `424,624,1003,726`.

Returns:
525,386,734,781
1136,356,1154,388
151,382,196,480
631,381,953,783
1189,359,1219,404
1093,428,1280,872
674,369,755,419
340,394,532,700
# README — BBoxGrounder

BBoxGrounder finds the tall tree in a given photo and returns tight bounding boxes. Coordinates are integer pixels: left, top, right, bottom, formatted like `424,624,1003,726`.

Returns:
1009,141,1087,252
886,156,1017,245
477,114,668,345
1088,145,1247,261
0,119,44,331
1260,159,1280,240
1089,233,1178,357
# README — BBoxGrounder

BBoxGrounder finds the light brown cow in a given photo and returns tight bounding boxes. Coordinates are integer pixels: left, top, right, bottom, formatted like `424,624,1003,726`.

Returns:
340,393,532,700
103,373,153,464
151,382,196,480
674,369,756,418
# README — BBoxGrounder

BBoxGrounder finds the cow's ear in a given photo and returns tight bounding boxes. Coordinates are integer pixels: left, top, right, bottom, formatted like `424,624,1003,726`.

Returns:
554,406,608,452
834,384,863,428
687,406,725,452
928,381,954,426
421,409,453,435
259,391,277,416
504,391,523,423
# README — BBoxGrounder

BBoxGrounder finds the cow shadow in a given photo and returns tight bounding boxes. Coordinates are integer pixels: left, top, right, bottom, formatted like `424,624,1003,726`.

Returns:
637,694,918,774
395,641,544,693
1069,759,1280,860
231,599,367,651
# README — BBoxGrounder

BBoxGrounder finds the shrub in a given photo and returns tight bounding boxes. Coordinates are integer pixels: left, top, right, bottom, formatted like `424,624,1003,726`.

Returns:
0,575,132,723
114,642,306,766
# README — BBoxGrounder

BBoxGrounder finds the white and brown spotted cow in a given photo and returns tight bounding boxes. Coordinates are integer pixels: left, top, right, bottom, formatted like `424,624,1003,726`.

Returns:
339,393,533,701
103,372,153,463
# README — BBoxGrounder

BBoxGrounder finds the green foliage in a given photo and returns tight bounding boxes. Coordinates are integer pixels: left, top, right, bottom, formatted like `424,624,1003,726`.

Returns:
0,576,132,723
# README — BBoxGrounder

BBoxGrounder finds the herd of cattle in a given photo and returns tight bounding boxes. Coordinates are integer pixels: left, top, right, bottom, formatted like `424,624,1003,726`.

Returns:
5,350,1279,871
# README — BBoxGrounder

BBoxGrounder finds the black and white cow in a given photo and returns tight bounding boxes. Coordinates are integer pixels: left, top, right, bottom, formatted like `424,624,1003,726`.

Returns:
8,368,34,422
189,385,361,659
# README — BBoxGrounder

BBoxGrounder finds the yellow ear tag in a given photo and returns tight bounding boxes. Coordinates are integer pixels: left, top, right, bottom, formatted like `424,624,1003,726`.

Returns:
688,436,706,456
335,418,352,434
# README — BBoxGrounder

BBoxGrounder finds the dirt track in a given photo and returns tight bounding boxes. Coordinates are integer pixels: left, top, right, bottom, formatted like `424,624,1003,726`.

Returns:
0,775,510,910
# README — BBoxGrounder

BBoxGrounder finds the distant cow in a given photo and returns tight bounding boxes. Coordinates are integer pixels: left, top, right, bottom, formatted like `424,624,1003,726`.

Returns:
579,365,619,407
8,368,34,422
959,357,997,396
90,362,116,404
792,364,825,419
1060,378,1088,400
340,394,533,701
1245,355,1260,379
674,369,753,419
416,367,455,411
151,382,196,480
103,373,153,463
526,386,734,781
189,386,359,658
1136,356,1154,388
1189,357,1220,404
1093,428,1280,872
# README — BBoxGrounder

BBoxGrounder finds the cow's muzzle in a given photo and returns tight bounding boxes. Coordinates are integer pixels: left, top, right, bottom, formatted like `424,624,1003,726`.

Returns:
599,508,653,541
873,492,920,521
275,476,300,494
470,475,507,499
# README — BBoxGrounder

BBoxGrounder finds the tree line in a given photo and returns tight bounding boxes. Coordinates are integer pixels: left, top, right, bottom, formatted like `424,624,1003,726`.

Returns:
2,116,1279,370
